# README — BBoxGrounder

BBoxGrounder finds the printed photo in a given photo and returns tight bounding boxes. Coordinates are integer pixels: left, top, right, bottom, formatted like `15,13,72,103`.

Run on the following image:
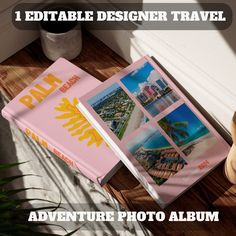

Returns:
88,83,147,140
158,104,218,159
127,125,187,186
121,62,180,117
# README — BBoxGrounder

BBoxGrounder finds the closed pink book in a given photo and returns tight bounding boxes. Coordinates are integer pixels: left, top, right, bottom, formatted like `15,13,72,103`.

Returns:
1,58,121,185
78,56,231,207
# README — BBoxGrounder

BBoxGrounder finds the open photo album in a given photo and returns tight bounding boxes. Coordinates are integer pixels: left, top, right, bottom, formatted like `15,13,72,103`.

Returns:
78,56,230,208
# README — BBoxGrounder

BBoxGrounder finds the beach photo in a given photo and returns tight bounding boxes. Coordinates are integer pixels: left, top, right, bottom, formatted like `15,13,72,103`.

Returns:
121,62,180,117
158,104,218,159
127,125,187,186
88,83,147,140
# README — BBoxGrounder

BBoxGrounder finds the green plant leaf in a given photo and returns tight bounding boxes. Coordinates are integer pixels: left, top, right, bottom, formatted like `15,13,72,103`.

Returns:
0,161,78,235
0,174,35,187
0,162,28,171
173,121,189,128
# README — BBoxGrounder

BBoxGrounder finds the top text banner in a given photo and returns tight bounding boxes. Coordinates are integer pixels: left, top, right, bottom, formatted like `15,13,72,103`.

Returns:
13,3,232,30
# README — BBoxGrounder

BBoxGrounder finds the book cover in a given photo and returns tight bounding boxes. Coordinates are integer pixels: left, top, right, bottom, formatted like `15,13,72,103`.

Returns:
78,56,230,207
1,58,120,185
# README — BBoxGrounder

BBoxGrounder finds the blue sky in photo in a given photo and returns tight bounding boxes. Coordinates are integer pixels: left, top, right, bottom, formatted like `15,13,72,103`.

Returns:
121,62,155,94
88,83,121,106
160,104,208,136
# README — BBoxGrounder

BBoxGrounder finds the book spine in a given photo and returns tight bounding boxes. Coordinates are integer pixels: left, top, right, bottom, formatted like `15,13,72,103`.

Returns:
1,108,80,173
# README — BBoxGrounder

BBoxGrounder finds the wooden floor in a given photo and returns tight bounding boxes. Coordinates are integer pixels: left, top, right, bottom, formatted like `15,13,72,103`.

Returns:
0,31,236,235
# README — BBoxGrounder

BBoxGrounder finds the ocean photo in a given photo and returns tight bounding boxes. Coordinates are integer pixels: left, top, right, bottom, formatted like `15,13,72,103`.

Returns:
88,83,146,140
127,125,187,186
158,104,217,159
121,62,180,117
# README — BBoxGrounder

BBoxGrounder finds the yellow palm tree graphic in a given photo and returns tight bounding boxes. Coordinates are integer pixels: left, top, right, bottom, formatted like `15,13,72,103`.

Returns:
54,97,105,147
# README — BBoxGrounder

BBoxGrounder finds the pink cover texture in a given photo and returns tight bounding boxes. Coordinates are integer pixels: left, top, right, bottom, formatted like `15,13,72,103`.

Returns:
78,56,230,207
1,58,120,185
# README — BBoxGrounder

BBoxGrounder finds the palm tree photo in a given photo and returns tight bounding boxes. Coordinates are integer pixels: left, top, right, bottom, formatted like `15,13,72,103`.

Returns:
158,118,189,145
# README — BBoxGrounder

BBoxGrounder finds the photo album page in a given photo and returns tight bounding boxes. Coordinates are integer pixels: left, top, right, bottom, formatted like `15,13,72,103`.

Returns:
78,56,230,206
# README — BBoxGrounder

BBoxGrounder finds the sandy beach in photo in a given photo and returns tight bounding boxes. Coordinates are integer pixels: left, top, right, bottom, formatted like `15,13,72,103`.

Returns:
181,133,217,159
126,125,187,186
123,105,144,138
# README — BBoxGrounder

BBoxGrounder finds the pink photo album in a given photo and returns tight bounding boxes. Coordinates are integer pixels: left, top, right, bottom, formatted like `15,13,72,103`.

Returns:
1,58,121,185
78,56,230,208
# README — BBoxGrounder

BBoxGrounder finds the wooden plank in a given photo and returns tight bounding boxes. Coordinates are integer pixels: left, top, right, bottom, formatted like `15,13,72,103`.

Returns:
0,30,235,235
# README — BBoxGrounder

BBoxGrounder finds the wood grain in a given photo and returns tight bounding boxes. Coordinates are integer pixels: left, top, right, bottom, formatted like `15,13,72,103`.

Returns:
0,30,235,235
